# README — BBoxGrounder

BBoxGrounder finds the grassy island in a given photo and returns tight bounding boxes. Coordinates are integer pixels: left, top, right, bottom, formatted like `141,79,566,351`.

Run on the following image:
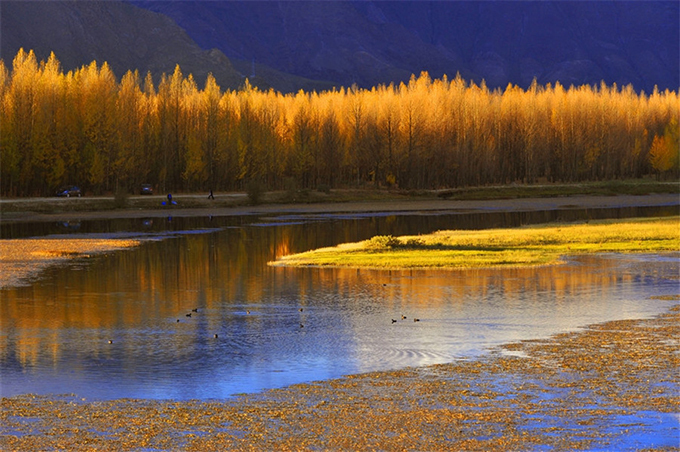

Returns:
270,216,680,270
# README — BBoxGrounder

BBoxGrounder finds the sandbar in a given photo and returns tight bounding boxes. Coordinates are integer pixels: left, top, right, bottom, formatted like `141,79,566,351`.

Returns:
0,238,141,288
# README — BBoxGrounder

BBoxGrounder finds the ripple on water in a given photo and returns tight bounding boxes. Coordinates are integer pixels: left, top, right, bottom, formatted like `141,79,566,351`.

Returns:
1,212,678,400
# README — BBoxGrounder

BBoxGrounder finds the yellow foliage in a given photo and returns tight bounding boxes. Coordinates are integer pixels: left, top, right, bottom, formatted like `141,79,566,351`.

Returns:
649,118,680,175
1,49,678,196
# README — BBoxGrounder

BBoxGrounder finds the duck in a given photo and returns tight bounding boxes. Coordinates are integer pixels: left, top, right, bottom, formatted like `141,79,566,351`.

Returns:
214,334,219,338
108,340,113,344
186,313,192,317
191,308,199,313
391,319,398,324
401,315,407,320
413,318,420,322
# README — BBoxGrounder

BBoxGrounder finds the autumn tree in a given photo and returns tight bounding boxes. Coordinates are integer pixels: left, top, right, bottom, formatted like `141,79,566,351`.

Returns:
2,50,678,197
649,118,680,178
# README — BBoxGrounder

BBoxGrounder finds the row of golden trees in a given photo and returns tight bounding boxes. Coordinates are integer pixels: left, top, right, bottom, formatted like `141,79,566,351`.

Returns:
1,49,678,196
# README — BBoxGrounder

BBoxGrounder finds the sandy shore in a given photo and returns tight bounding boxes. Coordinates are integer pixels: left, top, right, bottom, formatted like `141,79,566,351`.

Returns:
1,193,678,449
0,238,141,288
2,193,677,288
2,304,678,450
2,192,679,224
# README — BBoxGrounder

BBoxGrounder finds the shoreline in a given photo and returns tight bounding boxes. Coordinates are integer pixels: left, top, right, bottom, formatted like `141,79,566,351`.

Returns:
0,238,142,288
270,217,680,270
2,192,679,224
2,193,677,289
2,303,678,450
1,193,678,449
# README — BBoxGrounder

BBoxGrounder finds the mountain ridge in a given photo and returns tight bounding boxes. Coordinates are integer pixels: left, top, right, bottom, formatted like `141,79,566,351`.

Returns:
0,0,335,92
133,0,679,92
1,1,677,93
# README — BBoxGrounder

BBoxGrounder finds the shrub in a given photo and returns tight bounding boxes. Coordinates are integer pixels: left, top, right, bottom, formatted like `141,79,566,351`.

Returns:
246,180,264,205
404,238,425,247
283,177,298,201
365,235,401,250
114,187,129,208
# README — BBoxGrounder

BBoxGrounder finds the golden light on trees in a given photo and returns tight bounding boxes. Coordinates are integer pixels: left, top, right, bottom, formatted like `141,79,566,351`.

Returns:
649,118,680,177
1,50,678,196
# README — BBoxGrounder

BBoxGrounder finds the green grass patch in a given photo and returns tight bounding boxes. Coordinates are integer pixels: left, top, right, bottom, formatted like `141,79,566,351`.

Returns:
270,216,680,270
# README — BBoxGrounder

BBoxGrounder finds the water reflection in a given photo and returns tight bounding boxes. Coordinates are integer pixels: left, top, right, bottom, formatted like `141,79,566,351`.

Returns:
1,208,678,400
1,204,677,239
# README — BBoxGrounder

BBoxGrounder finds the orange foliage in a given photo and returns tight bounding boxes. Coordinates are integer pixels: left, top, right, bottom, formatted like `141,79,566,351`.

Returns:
1,50,678,196
649,118,680,177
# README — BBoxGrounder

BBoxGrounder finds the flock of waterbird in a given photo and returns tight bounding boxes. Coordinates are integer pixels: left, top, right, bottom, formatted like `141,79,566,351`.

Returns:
107,306,421,344
392,315,420,323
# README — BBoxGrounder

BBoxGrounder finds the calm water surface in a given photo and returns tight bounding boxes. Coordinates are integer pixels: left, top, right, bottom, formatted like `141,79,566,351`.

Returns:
1,206,678,400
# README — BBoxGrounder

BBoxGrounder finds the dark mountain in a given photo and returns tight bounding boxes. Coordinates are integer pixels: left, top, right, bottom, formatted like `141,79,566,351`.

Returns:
133,0,679,92
2,1,677,93
0,0,334,91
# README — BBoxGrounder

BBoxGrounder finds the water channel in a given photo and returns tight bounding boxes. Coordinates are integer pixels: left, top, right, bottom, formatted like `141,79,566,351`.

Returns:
1,205,678,400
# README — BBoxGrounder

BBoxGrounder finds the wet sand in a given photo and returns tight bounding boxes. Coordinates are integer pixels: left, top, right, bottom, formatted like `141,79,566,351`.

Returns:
0,238,141,288
3,193,675,286
2,193,677,288
2,304,678,450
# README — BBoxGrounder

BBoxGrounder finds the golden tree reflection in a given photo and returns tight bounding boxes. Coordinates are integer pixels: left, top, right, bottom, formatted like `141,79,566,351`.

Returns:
0,222,667,370
274,256,630,310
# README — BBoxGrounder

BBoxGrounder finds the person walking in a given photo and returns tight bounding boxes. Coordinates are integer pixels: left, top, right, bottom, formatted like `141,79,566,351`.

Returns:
208,189,215,200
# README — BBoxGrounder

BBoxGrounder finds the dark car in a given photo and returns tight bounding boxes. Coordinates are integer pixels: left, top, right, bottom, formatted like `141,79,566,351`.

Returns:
55,185,82,197
140,184,154,195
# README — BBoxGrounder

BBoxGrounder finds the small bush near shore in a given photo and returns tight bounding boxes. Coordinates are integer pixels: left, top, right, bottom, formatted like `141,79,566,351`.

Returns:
114,188,129,208
246,180,264,205
366,235,402,249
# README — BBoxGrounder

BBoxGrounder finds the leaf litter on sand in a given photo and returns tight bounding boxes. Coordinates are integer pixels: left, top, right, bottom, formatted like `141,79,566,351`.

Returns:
0,238,141,288
1,305,678,450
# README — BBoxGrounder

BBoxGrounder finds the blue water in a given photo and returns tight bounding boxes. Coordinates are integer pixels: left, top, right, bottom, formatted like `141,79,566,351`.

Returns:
2,209,678,449
1,209,678,403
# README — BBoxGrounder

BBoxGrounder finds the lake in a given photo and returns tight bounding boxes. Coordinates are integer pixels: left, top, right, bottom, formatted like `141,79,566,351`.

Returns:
1,205,678,400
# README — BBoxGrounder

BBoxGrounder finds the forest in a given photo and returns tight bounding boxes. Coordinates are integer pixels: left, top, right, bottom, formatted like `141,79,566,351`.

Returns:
1,49,678,197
